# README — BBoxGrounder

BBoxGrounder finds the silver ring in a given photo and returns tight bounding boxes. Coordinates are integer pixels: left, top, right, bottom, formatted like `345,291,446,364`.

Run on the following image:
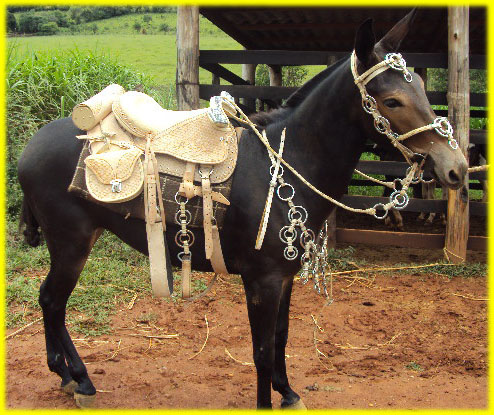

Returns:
433,117,453,138
177,251,191,262
279,225,297,244
374,116,390,134
362,95,377,114
373,203,388,220
175,229,195,248
175,192,189,205
284,246,298,261
448,139,459,150
277,183,295,202
288,205,308,224
390,191,409,210
419,171,435,184
270,164,284,178
300,229,315,247
175,209,192,225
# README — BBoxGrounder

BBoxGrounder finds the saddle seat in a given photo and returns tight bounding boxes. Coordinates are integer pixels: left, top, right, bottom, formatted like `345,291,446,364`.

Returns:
112,91,208,137
112,91,237,165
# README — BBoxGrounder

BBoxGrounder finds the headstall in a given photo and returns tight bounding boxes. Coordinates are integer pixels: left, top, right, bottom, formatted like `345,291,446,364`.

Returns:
351,50,459,165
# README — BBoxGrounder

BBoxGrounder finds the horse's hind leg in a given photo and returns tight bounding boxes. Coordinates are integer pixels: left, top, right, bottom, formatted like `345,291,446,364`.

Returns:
272,278,306,409
39,225,102,407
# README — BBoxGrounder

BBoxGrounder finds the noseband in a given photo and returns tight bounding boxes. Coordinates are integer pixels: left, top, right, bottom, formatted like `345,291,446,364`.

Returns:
351,51,459,164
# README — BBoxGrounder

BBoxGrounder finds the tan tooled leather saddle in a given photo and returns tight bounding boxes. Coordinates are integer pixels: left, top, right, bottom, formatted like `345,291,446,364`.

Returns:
71,84,241,299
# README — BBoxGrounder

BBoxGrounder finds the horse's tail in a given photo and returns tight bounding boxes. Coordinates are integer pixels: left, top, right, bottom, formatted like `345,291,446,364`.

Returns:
19,199,41,247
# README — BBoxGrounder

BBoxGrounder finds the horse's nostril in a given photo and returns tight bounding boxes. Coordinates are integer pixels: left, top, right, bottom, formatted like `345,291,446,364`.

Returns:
449,169,460,184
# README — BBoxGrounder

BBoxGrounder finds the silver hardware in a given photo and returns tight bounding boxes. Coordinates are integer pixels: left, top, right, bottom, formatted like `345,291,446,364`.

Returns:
433,117,454,138
110,179,122,193
288,205,308,224
373,203,389,220
448,138,459,150
419,171,435,184
390,191,409,210
362,95,377,114
175,229,195,248
175,209,192,225
284,246,298,260
174,192,189,204
276,183,295,202
279,225,297,244
199,166,214,179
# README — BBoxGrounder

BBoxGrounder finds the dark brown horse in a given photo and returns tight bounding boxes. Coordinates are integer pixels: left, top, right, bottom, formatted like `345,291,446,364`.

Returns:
17,11,467,409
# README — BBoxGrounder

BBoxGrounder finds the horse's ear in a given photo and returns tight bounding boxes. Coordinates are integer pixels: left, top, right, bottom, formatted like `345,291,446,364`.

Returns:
376,8,417,52
354,18,376,66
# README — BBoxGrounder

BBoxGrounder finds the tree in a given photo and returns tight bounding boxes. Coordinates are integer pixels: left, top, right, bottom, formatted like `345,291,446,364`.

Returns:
39,21,58,35
7,11,17,33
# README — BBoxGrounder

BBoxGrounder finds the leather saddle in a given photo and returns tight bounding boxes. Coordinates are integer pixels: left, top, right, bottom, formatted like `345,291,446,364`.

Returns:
72,85,241,299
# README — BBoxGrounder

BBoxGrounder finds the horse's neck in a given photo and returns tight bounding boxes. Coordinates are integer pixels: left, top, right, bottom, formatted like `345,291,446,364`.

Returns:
263,62,366,228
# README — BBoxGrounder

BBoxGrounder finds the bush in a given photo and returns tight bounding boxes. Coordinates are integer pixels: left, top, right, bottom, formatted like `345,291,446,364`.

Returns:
6,46,159,218
133,21,141,32
39,21,58,35
18,11,45,33
255,65,308,88
143,14,152,23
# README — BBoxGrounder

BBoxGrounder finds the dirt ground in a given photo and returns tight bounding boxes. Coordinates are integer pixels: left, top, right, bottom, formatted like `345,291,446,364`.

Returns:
6,241,487,410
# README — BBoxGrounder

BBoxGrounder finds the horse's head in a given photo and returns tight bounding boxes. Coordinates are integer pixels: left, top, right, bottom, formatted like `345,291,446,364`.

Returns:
353,10,468,190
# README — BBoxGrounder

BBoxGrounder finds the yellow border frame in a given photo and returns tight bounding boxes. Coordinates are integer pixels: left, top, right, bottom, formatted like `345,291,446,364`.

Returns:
2,1,491,414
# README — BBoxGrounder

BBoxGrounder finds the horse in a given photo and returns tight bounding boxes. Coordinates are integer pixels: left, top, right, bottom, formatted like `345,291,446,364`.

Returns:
17,10,468,409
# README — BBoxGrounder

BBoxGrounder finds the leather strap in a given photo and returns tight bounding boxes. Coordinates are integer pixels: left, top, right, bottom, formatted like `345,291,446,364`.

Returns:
256,128,286,250
201,166,214,260
144,134,171,297
182,162,196,200
182,255,192,298
210,224,228,274
178,182,230,205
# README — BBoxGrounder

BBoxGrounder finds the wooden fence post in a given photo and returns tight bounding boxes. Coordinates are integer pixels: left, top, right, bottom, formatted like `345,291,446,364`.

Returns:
176,6,199,110
242,58,257,113
444,6,470,263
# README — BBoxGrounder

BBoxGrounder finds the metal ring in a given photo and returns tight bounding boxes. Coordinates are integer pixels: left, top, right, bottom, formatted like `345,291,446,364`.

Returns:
448,138,459,150
174,192,189,205
419,171,435,184
177,251,191,262
404,70,413,83
362,95,377,114
175,209,192,225
300,229,315,247
270,163,284,178
406,166,421,185
284,246,298,261
175,229,195,248
277,183,295,202
373,203,389,220
393,178,403,191
433,117,453,138
288,205,308,224
374,116,390,134
198,166,214,178
279,225,297,244
390,191,409,210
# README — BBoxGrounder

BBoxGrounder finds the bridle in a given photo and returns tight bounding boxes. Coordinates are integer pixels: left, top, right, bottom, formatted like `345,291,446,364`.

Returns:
351,50,459,165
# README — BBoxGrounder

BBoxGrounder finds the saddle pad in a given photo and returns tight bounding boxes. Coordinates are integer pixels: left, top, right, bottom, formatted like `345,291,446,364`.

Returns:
69,142,232,229
113,91,208,138
85,148,144,203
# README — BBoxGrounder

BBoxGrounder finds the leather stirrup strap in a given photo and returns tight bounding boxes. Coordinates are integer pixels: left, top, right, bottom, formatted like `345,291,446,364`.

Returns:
201,165,214,260
144,134,171,297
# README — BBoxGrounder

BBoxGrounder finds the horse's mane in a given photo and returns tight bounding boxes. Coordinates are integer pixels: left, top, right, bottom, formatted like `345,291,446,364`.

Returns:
248,56,348,127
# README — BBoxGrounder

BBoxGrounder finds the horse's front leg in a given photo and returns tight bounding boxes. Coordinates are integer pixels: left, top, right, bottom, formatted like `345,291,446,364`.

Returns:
243,273,284,408
272,278,306,409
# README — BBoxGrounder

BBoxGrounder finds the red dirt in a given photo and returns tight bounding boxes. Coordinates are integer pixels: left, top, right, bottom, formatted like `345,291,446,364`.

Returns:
6,243,487,410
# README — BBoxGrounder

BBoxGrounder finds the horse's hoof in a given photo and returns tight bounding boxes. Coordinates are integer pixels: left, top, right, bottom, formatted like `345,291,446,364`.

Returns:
282,397,307,410
74,392,96,408
62,380,78,395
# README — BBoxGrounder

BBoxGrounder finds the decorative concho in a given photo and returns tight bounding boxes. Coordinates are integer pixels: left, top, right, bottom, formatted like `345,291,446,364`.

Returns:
385,53,412,82
433,117,454,138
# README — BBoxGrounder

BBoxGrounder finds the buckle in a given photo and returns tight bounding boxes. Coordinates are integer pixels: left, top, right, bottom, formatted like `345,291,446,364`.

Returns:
110,179,122,193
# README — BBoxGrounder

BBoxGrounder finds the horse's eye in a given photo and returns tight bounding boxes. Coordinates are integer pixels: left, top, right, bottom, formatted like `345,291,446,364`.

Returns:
383,98,402,108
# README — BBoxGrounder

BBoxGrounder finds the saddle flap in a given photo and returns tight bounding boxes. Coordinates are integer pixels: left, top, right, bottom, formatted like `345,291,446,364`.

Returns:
85,148,142,184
